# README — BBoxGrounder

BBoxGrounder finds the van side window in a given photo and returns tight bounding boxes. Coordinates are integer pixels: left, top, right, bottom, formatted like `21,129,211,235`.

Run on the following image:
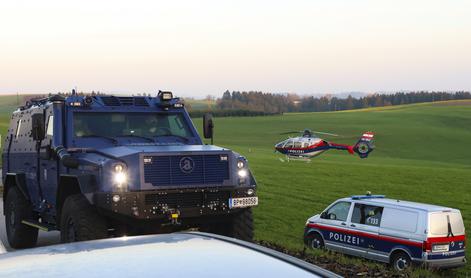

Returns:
325,201,351,221
351,204,383,227
46,115,54,136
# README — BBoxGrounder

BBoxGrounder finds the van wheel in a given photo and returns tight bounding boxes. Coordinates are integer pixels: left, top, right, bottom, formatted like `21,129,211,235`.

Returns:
307,233,324,249
60,194,108,243
391,251,411,271
4,187,38,249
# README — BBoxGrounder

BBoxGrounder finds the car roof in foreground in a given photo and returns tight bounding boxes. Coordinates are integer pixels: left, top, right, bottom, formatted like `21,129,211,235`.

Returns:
340,197,457,213
0,232,339,278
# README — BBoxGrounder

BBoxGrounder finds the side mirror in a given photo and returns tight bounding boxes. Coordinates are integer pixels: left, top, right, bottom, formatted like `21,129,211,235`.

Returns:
203,113,214,143
320,212,327,219
31,114,45,141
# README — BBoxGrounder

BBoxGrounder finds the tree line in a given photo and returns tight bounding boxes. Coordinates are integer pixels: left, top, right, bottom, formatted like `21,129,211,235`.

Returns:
190,90,471,116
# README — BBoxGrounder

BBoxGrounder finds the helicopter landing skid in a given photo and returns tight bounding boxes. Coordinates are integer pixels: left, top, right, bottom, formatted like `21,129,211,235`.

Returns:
285,155,311,163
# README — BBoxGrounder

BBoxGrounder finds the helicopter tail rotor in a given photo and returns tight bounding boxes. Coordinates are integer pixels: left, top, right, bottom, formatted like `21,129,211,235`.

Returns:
353,132,375,158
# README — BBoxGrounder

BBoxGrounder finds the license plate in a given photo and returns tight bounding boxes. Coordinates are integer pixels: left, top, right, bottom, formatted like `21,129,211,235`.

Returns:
229,197,258,208
432,244,449,252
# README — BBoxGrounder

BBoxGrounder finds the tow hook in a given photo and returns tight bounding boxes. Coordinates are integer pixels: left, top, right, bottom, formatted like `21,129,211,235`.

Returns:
168,210,181,225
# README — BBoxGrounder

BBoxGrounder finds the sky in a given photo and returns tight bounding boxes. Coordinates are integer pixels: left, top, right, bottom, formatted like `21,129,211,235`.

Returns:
0,0,470,98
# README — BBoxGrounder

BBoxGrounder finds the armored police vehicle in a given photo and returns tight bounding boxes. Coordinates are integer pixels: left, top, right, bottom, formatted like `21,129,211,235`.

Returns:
2,91,258,248
304,195,466,271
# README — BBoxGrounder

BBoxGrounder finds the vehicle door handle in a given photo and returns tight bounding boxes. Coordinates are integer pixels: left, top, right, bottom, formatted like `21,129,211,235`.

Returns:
350,224,356,227
341,222,346,226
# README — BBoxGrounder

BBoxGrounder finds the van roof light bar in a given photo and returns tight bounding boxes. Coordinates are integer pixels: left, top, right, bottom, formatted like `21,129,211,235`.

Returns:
351,195,386,200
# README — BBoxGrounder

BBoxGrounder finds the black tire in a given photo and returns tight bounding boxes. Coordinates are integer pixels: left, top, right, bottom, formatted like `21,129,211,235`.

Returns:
230,208,254,241
307,233,324,250
4,187,38,249
203,208,254,242
60,194,108,243
390,251,411,271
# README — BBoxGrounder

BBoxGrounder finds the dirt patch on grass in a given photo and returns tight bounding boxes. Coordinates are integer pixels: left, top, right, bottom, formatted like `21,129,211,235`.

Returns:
257,241,432,278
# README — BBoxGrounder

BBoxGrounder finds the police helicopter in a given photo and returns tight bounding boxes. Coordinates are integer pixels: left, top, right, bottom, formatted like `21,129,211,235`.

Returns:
274,129,374,161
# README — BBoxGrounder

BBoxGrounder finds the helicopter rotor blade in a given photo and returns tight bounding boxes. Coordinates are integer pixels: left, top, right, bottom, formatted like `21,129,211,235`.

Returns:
279,131,301,135
311,130,340,137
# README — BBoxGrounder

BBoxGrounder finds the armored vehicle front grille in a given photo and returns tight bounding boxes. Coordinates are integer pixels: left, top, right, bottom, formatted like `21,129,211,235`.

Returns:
144,191,231,207
143,155,230,186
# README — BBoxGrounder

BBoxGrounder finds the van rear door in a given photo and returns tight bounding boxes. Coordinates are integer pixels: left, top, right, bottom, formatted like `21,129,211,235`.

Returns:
427,211,465,254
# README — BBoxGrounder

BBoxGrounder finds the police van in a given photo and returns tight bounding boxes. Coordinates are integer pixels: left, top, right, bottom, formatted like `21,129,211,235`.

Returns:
304,195,466,271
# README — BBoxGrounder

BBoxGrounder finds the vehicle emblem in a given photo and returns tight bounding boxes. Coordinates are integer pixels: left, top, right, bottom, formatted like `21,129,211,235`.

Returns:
179,157,195,173
450,241,455,247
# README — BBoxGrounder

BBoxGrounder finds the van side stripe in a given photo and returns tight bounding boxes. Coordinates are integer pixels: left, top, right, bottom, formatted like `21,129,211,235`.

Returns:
308,223,423,248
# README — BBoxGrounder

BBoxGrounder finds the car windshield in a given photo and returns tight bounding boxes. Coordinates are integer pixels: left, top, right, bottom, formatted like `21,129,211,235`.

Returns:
73,112,193,141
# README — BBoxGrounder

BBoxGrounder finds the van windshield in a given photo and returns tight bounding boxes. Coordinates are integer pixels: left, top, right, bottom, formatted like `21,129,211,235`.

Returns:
429,212,465,236
73,112,193,141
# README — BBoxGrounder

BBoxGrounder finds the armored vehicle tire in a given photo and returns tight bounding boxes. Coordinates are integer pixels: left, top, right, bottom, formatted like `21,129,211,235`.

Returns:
230,208,254,241
5,187,39,249
60,194,108,243
205,208,253,242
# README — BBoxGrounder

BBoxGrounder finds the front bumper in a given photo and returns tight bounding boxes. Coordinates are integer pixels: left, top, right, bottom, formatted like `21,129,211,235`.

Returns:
94,187,257,220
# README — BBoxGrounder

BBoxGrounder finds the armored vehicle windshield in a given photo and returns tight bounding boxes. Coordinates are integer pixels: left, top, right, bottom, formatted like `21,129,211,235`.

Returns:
73,112,194,143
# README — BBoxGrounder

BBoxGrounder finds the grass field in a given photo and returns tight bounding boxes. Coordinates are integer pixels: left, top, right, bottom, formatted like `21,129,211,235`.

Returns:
0,96,470,276
192,100,471,276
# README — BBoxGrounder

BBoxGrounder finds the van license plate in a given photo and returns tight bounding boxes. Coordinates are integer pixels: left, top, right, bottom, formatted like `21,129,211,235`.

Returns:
229,197,258,208
432,244,449,252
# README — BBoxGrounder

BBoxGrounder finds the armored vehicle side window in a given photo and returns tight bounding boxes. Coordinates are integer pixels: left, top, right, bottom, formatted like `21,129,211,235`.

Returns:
325,201,351,221
46,115,54,136
351,204,383,227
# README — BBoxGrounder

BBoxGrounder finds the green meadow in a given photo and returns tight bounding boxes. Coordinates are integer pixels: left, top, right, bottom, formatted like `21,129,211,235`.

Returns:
1,96,470,276
193,100,471,276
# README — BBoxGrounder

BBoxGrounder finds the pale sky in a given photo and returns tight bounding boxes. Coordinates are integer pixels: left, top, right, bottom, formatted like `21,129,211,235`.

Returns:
1,0,470,97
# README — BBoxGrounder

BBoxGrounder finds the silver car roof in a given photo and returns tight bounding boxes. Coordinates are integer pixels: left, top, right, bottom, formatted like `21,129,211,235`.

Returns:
340,197,458,213
0,232,339,278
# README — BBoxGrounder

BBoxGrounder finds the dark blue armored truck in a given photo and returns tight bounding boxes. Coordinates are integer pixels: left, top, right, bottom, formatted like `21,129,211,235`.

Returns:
2,92,258,248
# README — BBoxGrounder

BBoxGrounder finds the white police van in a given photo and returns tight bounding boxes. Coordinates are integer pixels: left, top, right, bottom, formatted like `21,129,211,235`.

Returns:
304,195,466,271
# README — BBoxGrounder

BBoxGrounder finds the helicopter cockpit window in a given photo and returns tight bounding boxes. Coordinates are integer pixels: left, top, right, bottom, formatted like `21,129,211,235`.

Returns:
284,140,294,148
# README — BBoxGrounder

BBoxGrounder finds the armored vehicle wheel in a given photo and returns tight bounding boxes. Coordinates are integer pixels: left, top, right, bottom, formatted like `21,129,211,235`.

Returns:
60,194,108,243
205,208,254,242
230,208,254,241
5,187,38,249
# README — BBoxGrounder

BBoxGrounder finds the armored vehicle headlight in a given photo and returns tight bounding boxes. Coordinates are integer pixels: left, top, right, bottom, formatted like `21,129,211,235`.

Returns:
114,164,124,173
238,169,247,178
113,163,127,187
237,160,245,169
114,172,127,186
